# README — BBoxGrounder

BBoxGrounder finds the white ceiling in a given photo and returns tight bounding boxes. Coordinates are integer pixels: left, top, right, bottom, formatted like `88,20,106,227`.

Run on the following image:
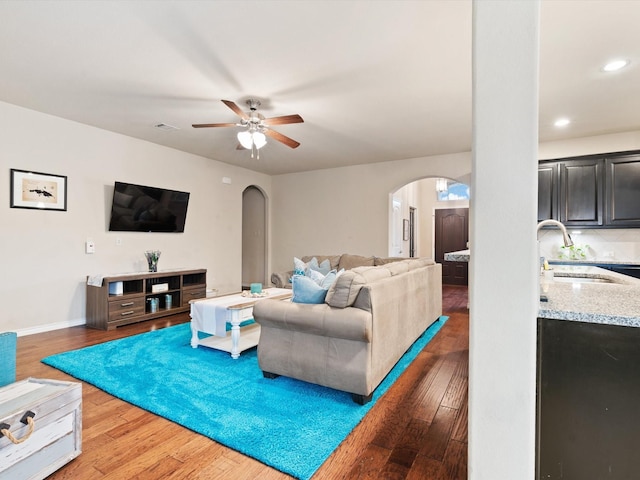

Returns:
1,1,639,176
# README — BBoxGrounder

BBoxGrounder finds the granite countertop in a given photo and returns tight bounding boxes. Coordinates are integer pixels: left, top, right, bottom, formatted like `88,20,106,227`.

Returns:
444,249,470,262
548,258,640,266
538,265,640,328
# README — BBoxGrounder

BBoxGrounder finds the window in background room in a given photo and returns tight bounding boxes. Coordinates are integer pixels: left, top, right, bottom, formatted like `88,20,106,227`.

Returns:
437,181,470,201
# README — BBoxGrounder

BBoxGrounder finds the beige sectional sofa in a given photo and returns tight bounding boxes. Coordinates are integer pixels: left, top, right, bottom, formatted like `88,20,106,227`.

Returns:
270,253,406,289
253,257,442,404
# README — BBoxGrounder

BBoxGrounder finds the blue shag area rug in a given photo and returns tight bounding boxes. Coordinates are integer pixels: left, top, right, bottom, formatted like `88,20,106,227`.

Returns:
42,316,448,479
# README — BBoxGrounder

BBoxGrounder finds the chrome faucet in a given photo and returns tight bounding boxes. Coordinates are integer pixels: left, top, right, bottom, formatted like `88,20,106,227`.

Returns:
537,219,574,247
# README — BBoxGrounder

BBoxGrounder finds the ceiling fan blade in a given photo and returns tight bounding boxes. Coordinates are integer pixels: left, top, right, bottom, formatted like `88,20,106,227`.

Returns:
222,99,249,120
263,114,304,126
192,122,237,128
264,129,300,149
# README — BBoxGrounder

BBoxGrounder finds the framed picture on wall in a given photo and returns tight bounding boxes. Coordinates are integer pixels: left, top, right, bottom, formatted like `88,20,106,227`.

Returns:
10,169,67,211
403,219,409,241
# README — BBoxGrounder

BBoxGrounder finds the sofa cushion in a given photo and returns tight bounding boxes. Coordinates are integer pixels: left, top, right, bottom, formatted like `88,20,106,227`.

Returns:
338,254,375,271
374,256,405,266
386,261,409,276
326,267,391,308
306,268,340,289
308,257,332,275
293,256,307,276
301,255,341,270
291,275,329,304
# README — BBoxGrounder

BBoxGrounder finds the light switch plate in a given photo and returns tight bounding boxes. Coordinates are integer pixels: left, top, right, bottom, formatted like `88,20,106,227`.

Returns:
85,240,95,254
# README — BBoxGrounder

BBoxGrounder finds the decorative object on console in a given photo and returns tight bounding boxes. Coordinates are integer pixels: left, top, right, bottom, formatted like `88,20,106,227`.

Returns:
9,169,67,211
250,283,262,294
241,290,268,298
151,282,168,293
145,250,161,272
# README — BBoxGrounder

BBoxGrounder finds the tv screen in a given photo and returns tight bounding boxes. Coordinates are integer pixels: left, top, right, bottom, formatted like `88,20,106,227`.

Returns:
108,181,190,232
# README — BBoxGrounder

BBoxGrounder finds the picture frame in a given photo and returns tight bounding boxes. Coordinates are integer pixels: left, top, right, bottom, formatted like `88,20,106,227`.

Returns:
403,219,409,241
10,169,67,211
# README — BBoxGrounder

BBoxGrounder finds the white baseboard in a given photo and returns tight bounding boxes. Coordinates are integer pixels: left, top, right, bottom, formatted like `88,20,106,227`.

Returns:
16,318,87,337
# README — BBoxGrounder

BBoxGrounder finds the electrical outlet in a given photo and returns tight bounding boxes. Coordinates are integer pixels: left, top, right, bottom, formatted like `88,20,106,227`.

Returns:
116,237,122,246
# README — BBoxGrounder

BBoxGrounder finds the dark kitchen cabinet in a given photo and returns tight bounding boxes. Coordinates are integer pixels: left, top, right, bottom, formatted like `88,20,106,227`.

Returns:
538,150,640,228
538,162,558,222
605,154,640,227
558,158,603,226
537,318,640,479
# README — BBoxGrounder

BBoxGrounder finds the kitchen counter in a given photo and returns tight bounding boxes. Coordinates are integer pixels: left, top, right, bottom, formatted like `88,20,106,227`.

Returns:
549,259,640,266
538,265,640,328
443,249,470,262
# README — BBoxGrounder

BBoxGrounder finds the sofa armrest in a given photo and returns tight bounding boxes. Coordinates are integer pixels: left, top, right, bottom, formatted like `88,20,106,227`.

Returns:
253,300,372,342
270,271,293,289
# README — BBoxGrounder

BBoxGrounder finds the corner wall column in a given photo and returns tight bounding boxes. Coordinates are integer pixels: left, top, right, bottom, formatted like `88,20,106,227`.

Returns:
469,1,540,478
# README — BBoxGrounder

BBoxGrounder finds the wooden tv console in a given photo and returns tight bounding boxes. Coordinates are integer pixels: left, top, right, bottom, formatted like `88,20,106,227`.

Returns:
86,268,206,330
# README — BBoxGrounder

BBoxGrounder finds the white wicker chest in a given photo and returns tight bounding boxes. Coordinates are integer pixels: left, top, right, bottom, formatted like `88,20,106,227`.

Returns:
0,378,81,480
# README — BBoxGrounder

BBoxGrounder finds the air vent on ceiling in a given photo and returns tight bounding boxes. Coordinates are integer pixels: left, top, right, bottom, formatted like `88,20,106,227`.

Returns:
154,123,180,131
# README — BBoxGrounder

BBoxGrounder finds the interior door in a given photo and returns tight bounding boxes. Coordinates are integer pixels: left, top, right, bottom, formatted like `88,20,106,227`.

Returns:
435,208,469,285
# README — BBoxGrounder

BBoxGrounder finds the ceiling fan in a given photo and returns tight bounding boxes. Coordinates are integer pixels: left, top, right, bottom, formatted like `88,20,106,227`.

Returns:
192,99,304,159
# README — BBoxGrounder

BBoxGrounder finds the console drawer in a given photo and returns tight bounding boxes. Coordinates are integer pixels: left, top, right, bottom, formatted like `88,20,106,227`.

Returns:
182,287,206,306
108,296,145,321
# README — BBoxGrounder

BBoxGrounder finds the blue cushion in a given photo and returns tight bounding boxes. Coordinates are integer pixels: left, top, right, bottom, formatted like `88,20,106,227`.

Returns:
308,257,331,275
291,275,328,304
321,269,339,289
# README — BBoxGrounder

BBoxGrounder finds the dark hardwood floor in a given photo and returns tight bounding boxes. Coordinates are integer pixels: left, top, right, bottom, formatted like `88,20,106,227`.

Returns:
15,285,468,479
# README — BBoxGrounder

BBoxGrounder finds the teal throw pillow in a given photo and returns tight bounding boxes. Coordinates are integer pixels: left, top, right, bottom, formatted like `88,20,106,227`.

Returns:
293,256,307,276
291,275,329,304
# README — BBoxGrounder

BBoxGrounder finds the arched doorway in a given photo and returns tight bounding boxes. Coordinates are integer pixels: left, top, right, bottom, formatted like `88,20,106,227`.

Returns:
242,186,267,290
390,177,470,284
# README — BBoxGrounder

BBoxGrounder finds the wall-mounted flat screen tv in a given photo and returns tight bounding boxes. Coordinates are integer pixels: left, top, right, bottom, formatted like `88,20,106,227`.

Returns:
108,181,190,232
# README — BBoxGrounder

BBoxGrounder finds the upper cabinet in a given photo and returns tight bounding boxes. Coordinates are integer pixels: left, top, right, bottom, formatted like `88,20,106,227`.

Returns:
538,162,558,222
605,153,640,227
559,158,604,227
539,151,640,228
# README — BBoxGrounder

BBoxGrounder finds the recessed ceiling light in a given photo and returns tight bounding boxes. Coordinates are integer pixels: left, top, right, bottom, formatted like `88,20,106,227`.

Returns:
602,59,629,72
554,118,570,128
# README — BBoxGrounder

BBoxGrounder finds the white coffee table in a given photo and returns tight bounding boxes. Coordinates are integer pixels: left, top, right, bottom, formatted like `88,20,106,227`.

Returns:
189,288,291,359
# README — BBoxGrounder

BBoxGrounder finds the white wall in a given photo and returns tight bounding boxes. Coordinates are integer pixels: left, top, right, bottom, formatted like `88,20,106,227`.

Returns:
270,152,472,273
390,181,420,257
0,101,271,335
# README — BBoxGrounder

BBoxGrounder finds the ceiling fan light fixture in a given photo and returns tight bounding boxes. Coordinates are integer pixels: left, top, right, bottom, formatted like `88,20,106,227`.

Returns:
237,130,267,150
253,131,267,149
